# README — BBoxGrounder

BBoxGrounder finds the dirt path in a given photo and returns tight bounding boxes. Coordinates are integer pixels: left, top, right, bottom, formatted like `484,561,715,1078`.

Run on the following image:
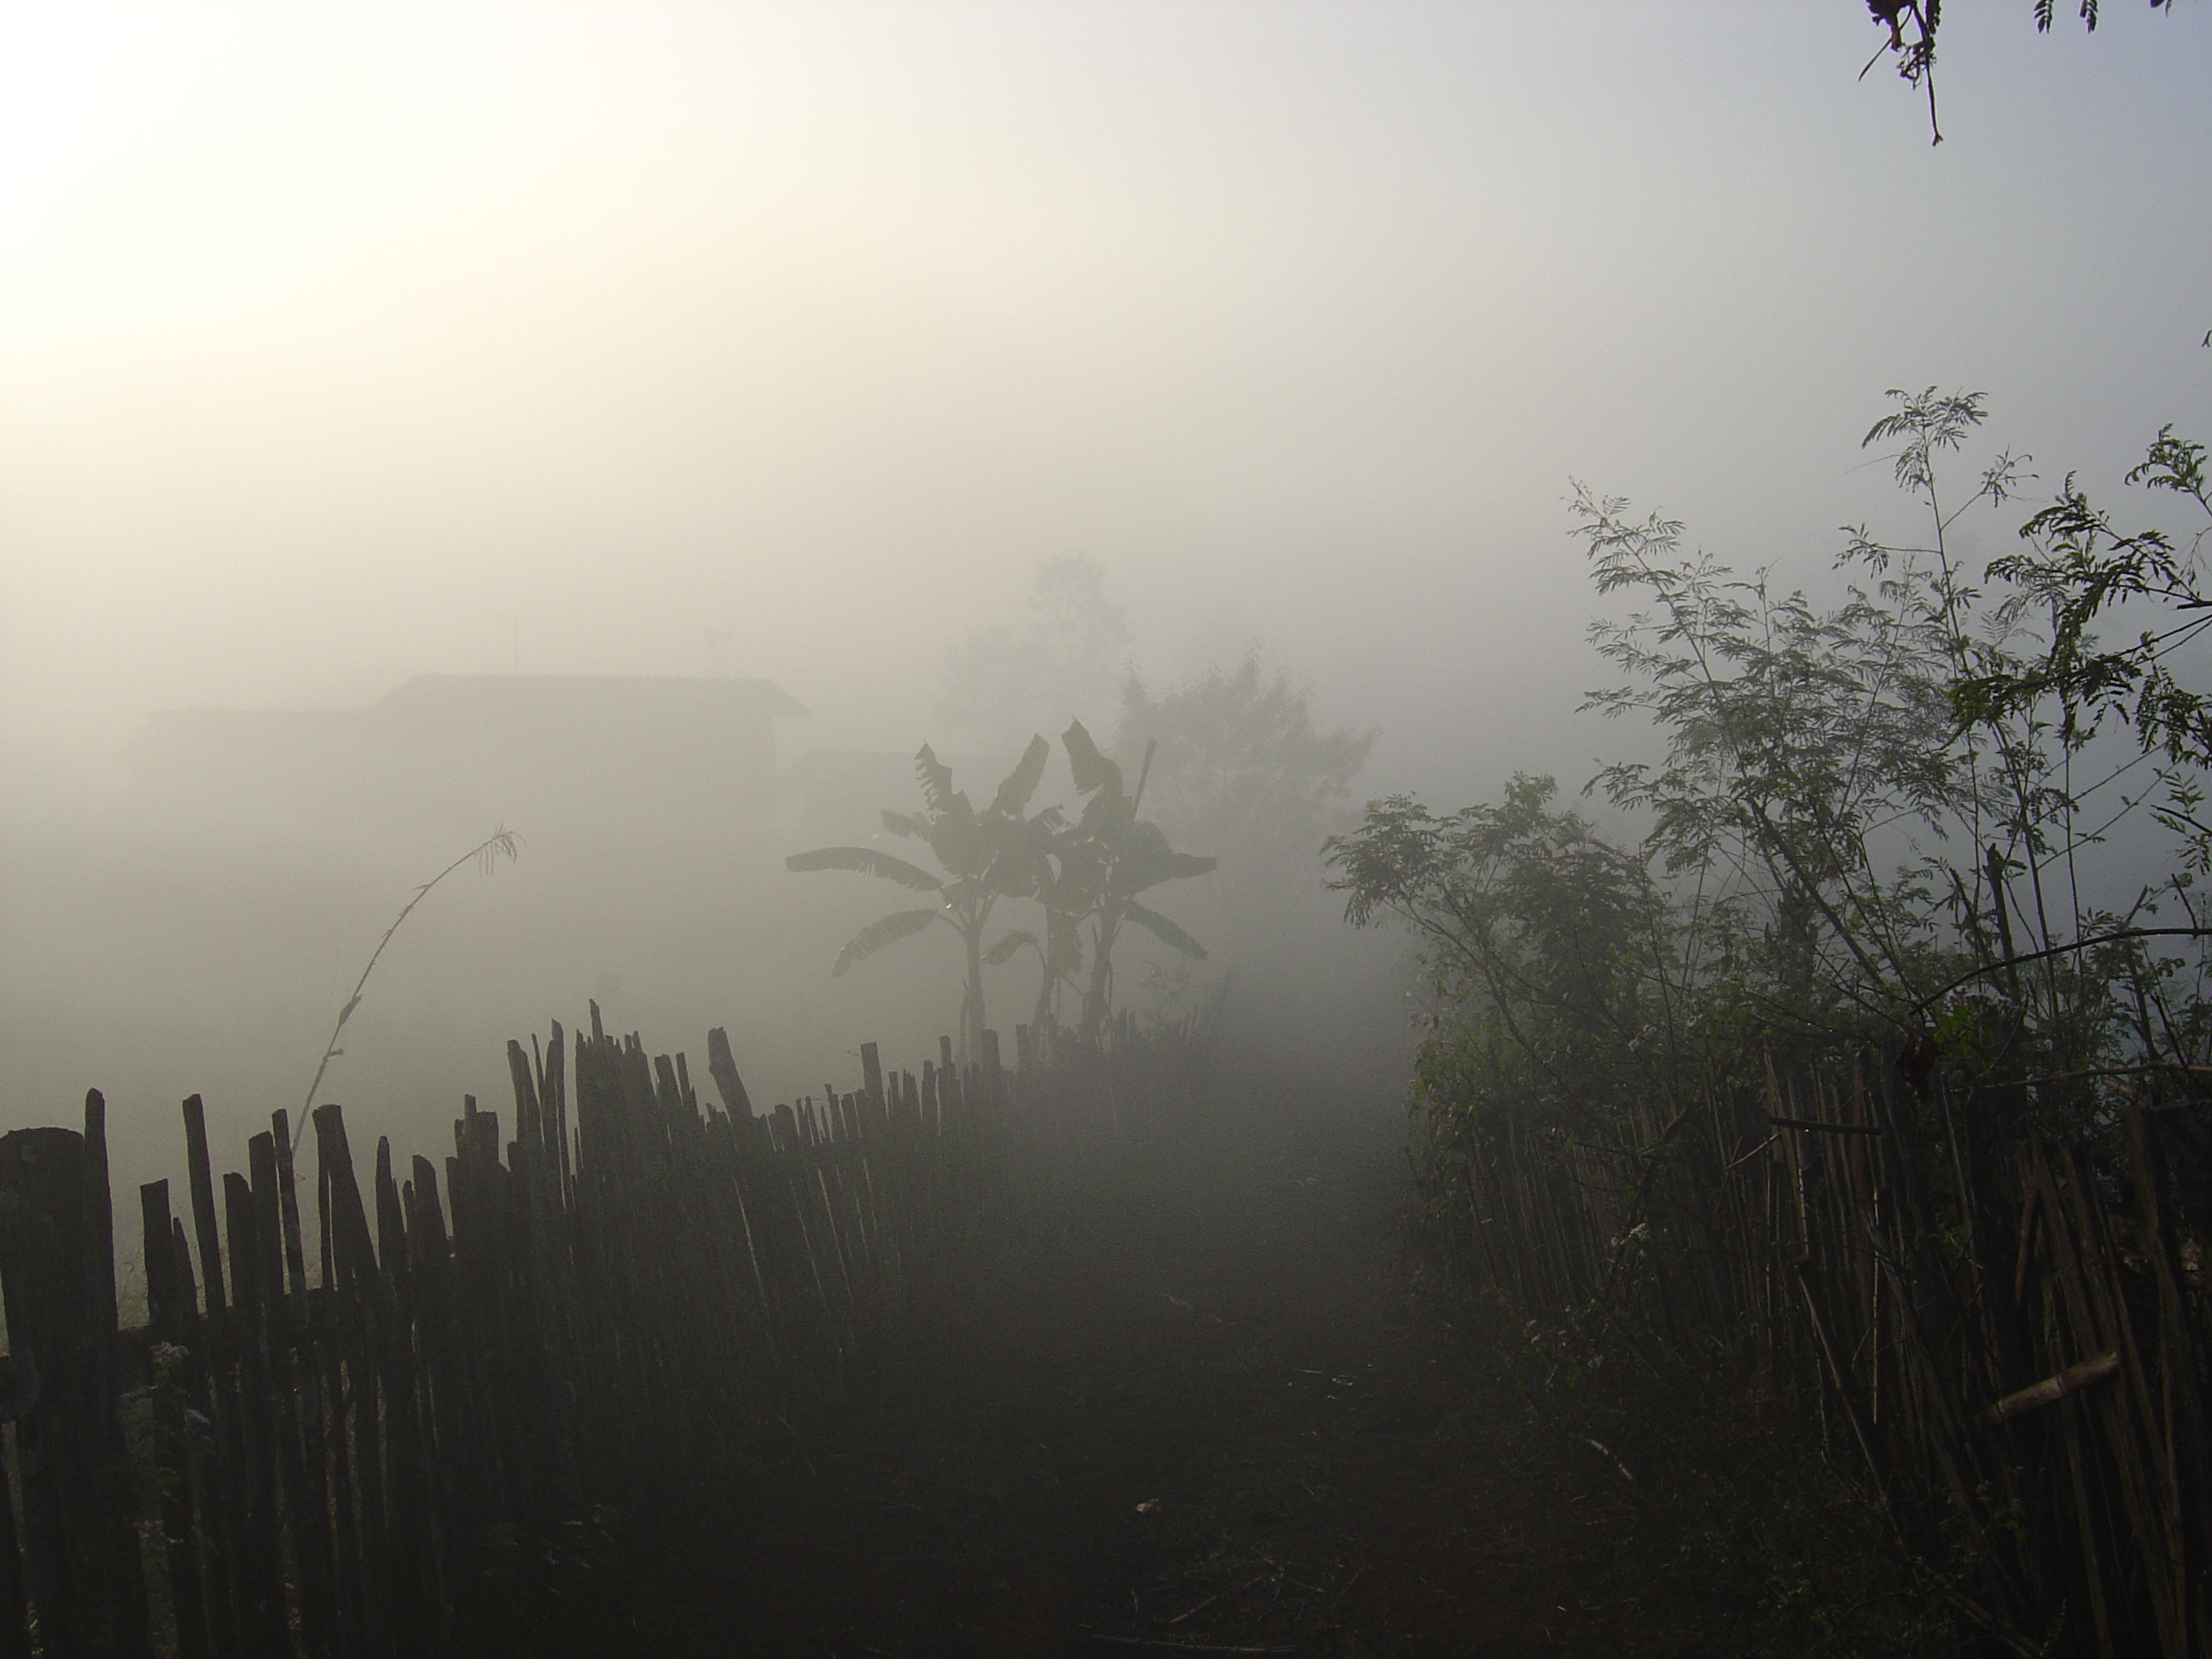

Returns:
595,1091,1735,1657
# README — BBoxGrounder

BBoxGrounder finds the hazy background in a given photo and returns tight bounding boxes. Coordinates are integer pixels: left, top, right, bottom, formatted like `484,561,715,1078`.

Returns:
3,2,2207,1197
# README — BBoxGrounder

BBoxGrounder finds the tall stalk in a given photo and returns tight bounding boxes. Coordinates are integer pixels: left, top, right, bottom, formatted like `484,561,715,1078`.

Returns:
301,830,520,1113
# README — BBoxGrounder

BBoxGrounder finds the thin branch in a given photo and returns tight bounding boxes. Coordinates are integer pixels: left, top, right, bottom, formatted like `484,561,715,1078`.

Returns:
1906,926,2212,1022
302,829,520,1113
2008,1062,2212,1090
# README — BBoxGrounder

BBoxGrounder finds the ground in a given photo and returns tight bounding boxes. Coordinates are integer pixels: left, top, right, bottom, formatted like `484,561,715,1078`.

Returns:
574,1087,1828,1657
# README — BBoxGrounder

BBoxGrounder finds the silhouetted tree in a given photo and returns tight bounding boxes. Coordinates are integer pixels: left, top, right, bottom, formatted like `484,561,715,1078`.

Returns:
787,740,1058,1060
1117,655,1374,902
938,556,1134,753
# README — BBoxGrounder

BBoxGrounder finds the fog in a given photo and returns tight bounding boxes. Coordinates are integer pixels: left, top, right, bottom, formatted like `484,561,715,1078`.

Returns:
3,3,2207,1199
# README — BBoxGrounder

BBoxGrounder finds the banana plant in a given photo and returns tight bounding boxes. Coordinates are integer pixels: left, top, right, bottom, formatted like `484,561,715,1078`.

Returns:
981,850,1089,1044
1057,719,1217,1045
787,736,1057,1062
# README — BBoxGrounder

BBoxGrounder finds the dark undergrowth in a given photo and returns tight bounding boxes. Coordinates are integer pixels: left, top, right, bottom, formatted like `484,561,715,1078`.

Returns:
512,1085,1957,1658
1411,1260,1960,1658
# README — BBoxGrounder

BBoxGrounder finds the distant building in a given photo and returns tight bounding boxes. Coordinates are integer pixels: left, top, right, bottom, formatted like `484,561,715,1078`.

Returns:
125,674,809,875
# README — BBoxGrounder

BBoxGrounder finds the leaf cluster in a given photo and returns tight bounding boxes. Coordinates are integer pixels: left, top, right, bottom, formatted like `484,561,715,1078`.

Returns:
1961,429,2212,778
786,725,1215,1050
1117,655,1375,892
1337,389,2212,1184
787,738,1062,977
1862,0,2186,146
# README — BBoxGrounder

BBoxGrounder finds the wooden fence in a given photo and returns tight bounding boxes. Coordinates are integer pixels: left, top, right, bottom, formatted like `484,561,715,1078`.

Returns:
1433,1057,2212,1657
0,1009,1192,1658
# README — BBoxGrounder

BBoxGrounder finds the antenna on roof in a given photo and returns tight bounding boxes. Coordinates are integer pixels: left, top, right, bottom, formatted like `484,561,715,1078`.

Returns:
492,614,523,674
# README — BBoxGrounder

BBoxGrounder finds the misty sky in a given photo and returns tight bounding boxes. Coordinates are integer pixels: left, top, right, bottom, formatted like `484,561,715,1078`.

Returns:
3,2,2207,812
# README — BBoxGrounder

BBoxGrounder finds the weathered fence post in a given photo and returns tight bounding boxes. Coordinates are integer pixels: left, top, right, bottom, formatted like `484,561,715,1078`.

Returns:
0,1118,151,1658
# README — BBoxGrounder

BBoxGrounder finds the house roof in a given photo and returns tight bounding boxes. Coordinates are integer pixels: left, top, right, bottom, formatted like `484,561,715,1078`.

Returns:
373,674,809,722
123,674,808,777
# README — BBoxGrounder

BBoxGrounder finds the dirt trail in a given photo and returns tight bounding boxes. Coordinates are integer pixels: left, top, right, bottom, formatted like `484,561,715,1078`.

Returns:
600,1091,1710,1657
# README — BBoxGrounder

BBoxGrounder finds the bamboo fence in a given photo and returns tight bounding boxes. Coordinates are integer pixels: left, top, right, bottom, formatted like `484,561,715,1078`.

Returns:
0,1008,1190,1658
1435,1057,2212,1657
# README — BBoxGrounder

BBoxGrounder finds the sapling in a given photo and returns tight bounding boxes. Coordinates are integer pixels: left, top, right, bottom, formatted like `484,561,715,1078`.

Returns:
300,830,520,1113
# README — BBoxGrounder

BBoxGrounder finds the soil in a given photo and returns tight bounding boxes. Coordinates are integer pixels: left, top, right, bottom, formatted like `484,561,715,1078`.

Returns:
579,1088,1782,1657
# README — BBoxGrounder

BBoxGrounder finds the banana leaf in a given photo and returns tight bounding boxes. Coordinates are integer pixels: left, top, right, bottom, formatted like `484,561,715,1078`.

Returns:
992,734,1051,818
1062,718,1125,799
929,795,988,876
832,906,943,975
1118,847,1218,896
1122,899,1208,959
985,928,1039,966
915,743,960,814
786,846,944,892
